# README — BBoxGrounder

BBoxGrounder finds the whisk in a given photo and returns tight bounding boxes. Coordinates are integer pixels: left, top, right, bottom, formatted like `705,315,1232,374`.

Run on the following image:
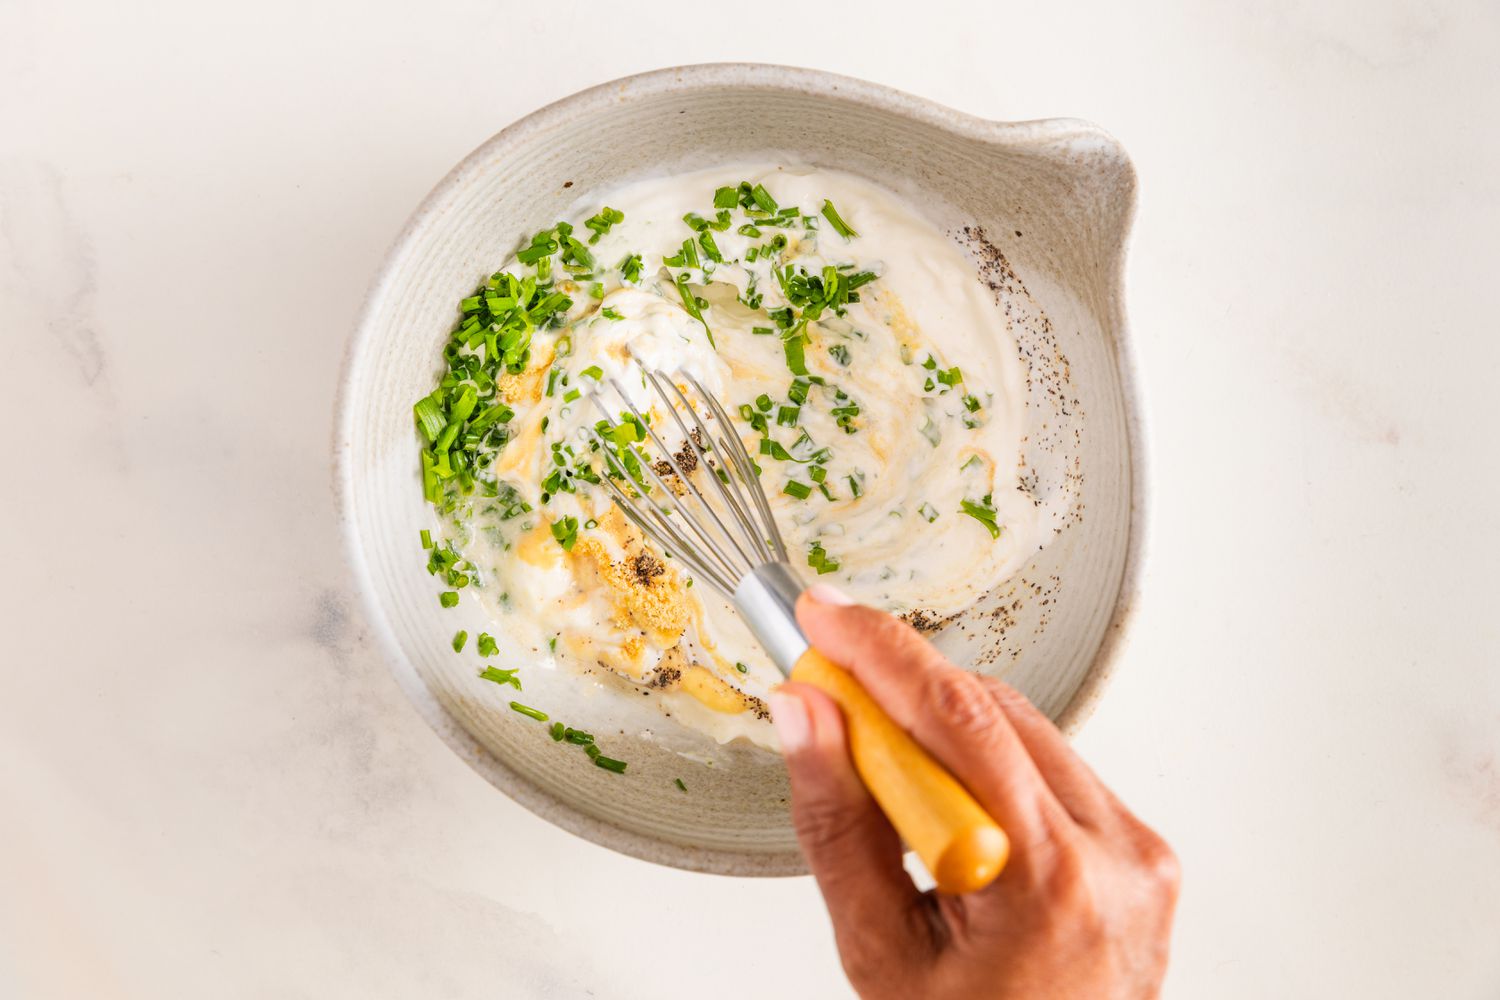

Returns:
587,366,1008,895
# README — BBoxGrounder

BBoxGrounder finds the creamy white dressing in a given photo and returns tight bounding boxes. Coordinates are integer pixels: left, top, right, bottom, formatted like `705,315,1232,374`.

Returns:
435,164,1061,750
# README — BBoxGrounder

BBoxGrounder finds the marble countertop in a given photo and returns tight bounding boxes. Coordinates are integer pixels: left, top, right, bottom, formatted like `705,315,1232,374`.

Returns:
3,0,1497,996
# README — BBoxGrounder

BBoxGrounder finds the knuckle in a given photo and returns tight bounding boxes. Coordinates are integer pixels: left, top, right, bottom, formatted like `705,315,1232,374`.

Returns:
864,609,918,652
1140,835,1182,896
926,669,1005,738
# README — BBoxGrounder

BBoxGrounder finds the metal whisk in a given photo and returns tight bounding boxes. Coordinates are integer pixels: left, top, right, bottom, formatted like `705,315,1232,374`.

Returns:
585,365,1010,896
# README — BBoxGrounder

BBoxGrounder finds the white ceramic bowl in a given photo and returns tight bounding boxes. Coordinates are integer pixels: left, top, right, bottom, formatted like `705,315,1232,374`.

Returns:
335,63,1143,876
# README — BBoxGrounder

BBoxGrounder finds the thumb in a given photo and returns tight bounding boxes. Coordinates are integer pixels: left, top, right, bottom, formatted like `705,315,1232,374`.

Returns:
772,683,932,959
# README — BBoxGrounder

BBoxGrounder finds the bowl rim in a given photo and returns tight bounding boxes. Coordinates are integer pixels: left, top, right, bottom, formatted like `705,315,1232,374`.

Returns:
332,61,1146,876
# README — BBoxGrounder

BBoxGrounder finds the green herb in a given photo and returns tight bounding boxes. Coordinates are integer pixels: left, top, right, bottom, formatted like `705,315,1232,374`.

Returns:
477,632,499,657
937,366,963,387
713,186,739,209
751,325,773,336
550,516,579,551
735,662,749,673
420,529,433,549
749,183,778,212
846,472,865,498
807,541,840,575
563,727,595,746
756,393,773,412
413,393,447,442
828,343,851,366
698,231,723,263
675,777,688,792
579,365,604,380
439,591,459,608
917,502,939,523
452,630,468,652
584,206,624,243
962,394,981,412
673,272,714,347
820,199,858,239
601,307,623,321
783,480,812,500
620,253,643,284
593,754,628,774
776,405,800,427
783,329,809,376
550,721,565,741
509,701,548,722
959,495,1002,539
737,223,762,238
480,666,521,690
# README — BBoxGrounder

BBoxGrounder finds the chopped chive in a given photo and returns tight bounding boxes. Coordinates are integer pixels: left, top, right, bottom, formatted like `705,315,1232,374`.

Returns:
776,405,800,427
550,721,565,741
601,306,624,320
808,464,826,483
735,662,749,674
413,393,447,443
563,727,595,746
751,325,773,336
750,183,777,212
820,199,858,239
509,701,548,722
439,591,459,608
675,777,688,792
420,528,433,549
584,205,624,243
918,502,939,523
592,754,628,774
713,186,738,209
698,231,723,263
673,272,714,347
452,630,468,652
783,480,812,500
480,665,521,689
807,541,840,575
756,393,773,412
551,516,579,551
563,388,581,403
477,632,499,657
579,365,603,380
620,253,643,284
828,343,851,366
959,495,1002,539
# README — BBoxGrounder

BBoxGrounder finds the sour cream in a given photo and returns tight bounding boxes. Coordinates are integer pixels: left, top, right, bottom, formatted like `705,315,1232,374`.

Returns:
441,164,1058,749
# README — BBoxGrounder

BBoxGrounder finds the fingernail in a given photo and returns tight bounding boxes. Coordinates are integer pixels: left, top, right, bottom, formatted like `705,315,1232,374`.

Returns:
805,583,855,606
769,692,811,752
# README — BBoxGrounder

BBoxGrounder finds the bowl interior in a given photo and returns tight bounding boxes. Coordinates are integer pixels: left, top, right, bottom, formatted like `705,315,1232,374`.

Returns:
338,65,1139,875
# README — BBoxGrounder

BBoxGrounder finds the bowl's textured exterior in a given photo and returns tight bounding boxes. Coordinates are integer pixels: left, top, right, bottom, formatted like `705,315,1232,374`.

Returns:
335,63,1143,877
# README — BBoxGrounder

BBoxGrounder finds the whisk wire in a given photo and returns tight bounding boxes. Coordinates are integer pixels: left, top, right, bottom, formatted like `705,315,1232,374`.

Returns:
603,380,754,580
648,371,770,566
684,373,789,562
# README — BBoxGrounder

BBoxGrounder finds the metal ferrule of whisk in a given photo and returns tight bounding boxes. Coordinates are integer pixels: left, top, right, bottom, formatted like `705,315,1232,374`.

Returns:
585,365,813,675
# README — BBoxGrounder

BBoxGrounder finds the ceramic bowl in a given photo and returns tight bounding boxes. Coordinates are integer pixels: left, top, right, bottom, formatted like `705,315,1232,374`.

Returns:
335,63,1143,876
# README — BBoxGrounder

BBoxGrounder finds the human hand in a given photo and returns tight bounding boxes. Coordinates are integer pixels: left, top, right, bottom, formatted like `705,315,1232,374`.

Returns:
769,586,1180,1000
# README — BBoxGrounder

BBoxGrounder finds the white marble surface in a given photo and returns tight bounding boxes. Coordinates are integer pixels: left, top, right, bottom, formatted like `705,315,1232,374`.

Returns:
2,0,1497,996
